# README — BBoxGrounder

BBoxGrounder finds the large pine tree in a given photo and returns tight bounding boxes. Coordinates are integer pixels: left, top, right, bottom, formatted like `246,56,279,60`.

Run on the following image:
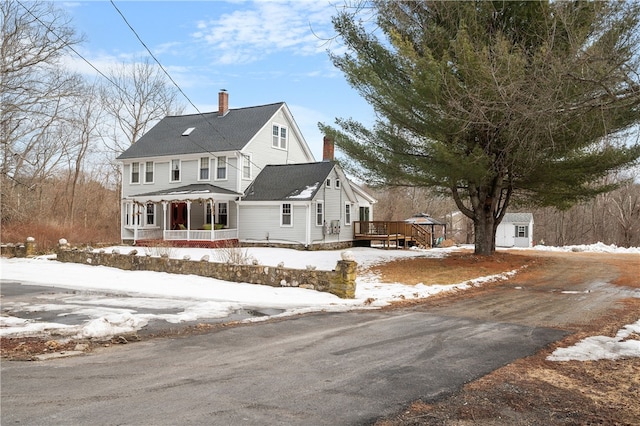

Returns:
321,1,640,255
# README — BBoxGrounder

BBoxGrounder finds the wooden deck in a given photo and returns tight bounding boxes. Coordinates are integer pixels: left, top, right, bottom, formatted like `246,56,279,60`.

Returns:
353,221,431,249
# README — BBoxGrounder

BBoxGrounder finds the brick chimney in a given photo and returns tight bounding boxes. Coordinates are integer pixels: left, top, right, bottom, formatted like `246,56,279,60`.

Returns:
218,90,228,116
323,136,335,161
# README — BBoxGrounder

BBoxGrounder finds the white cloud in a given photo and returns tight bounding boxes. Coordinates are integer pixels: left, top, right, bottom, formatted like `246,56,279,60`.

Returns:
192,1,338,64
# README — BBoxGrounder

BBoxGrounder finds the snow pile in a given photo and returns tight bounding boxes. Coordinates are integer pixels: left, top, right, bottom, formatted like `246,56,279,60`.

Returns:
531,242,640,254
547,320,640,361
0,243,637,340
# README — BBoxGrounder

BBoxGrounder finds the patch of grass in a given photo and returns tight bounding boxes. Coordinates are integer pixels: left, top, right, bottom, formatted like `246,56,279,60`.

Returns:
367,251,533,285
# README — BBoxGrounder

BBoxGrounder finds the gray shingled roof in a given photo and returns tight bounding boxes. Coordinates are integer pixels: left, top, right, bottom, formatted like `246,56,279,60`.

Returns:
242,162,336,201
117,103,284,160
502,212,534,223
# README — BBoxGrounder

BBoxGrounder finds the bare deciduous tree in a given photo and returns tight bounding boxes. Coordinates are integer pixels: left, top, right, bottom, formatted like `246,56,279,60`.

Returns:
100,57,185,153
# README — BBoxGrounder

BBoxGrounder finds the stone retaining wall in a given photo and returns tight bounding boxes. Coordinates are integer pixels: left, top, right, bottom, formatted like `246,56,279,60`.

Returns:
56,249,356,299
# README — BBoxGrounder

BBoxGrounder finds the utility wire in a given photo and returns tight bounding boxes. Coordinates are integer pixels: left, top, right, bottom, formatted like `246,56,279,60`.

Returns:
109,0,266,175
15,0,137,110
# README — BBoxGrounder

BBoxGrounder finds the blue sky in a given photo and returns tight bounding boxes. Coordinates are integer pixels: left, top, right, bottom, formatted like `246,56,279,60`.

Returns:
61,0,376,160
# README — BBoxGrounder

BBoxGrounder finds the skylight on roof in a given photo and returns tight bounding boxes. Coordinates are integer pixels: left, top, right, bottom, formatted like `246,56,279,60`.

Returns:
182,127,195,136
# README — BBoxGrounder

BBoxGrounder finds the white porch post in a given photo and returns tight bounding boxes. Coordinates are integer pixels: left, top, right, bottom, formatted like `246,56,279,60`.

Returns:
186,200,192,240
209,198,214,241
162,202,168,240
133,202,138,242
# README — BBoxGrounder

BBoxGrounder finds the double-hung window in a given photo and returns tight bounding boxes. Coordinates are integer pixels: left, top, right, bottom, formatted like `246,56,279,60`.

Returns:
345,203,352,225
281,203,292,226
144,161,154,183
170,159,180,182
131,162,140,184
217,202,228,226
146,203,155,226
242,154,251,179
216,156,227,180
199,157,210,180
272,124,287,150
316,201,324,226
205,202,212,225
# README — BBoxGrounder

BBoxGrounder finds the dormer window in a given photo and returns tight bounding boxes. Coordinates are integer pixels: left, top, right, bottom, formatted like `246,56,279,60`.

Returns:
182,127,195,136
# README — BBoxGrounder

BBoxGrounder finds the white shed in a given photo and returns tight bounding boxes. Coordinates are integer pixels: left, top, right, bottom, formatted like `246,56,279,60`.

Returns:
495,213,534,248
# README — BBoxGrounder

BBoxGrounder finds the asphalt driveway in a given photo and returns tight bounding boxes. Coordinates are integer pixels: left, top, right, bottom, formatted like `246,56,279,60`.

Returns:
1,309,566,425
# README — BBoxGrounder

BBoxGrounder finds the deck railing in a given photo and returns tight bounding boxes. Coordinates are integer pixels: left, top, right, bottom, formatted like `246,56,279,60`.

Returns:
353,221,432,249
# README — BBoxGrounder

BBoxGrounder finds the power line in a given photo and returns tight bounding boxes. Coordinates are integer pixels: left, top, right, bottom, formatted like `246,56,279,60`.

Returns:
109,0,266,175
15,0,137,109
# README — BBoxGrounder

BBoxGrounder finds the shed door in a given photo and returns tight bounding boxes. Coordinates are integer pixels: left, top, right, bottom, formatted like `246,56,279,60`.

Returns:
514,225,529,247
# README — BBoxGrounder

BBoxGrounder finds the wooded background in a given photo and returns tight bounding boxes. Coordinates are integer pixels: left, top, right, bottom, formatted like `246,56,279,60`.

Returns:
2,1,638,252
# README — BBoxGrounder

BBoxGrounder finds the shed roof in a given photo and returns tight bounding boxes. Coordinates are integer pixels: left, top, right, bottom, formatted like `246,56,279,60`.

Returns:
242,162,336,201
117,103,284,160
502,212,534,223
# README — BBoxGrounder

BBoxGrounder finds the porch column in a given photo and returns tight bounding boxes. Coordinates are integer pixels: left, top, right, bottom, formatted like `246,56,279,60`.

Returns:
162,201,168,240
133,202,139,242
209,199,214,241
186,200,192,240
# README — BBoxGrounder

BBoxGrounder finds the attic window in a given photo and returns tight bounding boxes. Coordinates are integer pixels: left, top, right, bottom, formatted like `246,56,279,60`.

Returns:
182,127,195,136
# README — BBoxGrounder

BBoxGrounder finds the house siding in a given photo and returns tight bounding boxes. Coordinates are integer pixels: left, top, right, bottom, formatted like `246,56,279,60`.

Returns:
239,203,310,244
122,155,240,198
243,108,313,179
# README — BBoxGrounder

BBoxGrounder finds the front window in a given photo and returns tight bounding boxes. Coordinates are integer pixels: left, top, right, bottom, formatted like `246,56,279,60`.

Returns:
335,179,340,189
146,203,155,225
216,156,227,180
325,178,331,188
242,154,251,179
281,203,292,226
131,162,140,184
171,159,180,182
199,157,210,180
316,201,324,226
217,202,228,226
345,203,352,225
272,124,287,150
144,161,154,183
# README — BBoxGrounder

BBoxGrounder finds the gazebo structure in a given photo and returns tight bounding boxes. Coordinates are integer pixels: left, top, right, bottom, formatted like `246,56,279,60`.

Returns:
405,213,447,247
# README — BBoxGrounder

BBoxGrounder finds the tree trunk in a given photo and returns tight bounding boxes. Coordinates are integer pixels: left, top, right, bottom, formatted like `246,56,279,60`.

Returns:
473,213,496,255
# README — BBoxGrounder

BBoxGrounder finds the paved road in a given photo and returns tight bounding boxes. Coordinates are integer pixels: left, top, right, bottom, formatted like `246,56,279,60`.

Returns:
1,309,565,425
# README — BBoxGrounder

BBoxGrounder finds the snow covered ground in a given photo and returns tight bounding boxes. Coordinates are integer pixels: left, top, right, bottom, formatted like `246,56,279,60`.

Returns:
1,243,638,362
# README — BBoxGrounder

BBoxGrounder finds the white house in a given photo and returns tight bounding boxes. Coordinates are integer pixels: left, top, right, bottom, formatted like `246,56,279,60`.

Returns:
116,91,375,249
495,213,534,248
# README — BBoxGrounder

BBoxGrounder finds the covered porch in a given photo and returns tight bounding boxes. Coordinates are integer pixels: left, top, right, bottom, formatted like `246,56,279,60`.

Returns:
122,184,241,246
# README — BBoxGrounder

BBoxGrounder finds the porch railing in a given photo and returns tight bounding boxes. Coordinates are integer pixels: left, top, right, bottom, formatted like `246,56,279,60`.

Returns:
134,228,238,242
163,228,238,241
